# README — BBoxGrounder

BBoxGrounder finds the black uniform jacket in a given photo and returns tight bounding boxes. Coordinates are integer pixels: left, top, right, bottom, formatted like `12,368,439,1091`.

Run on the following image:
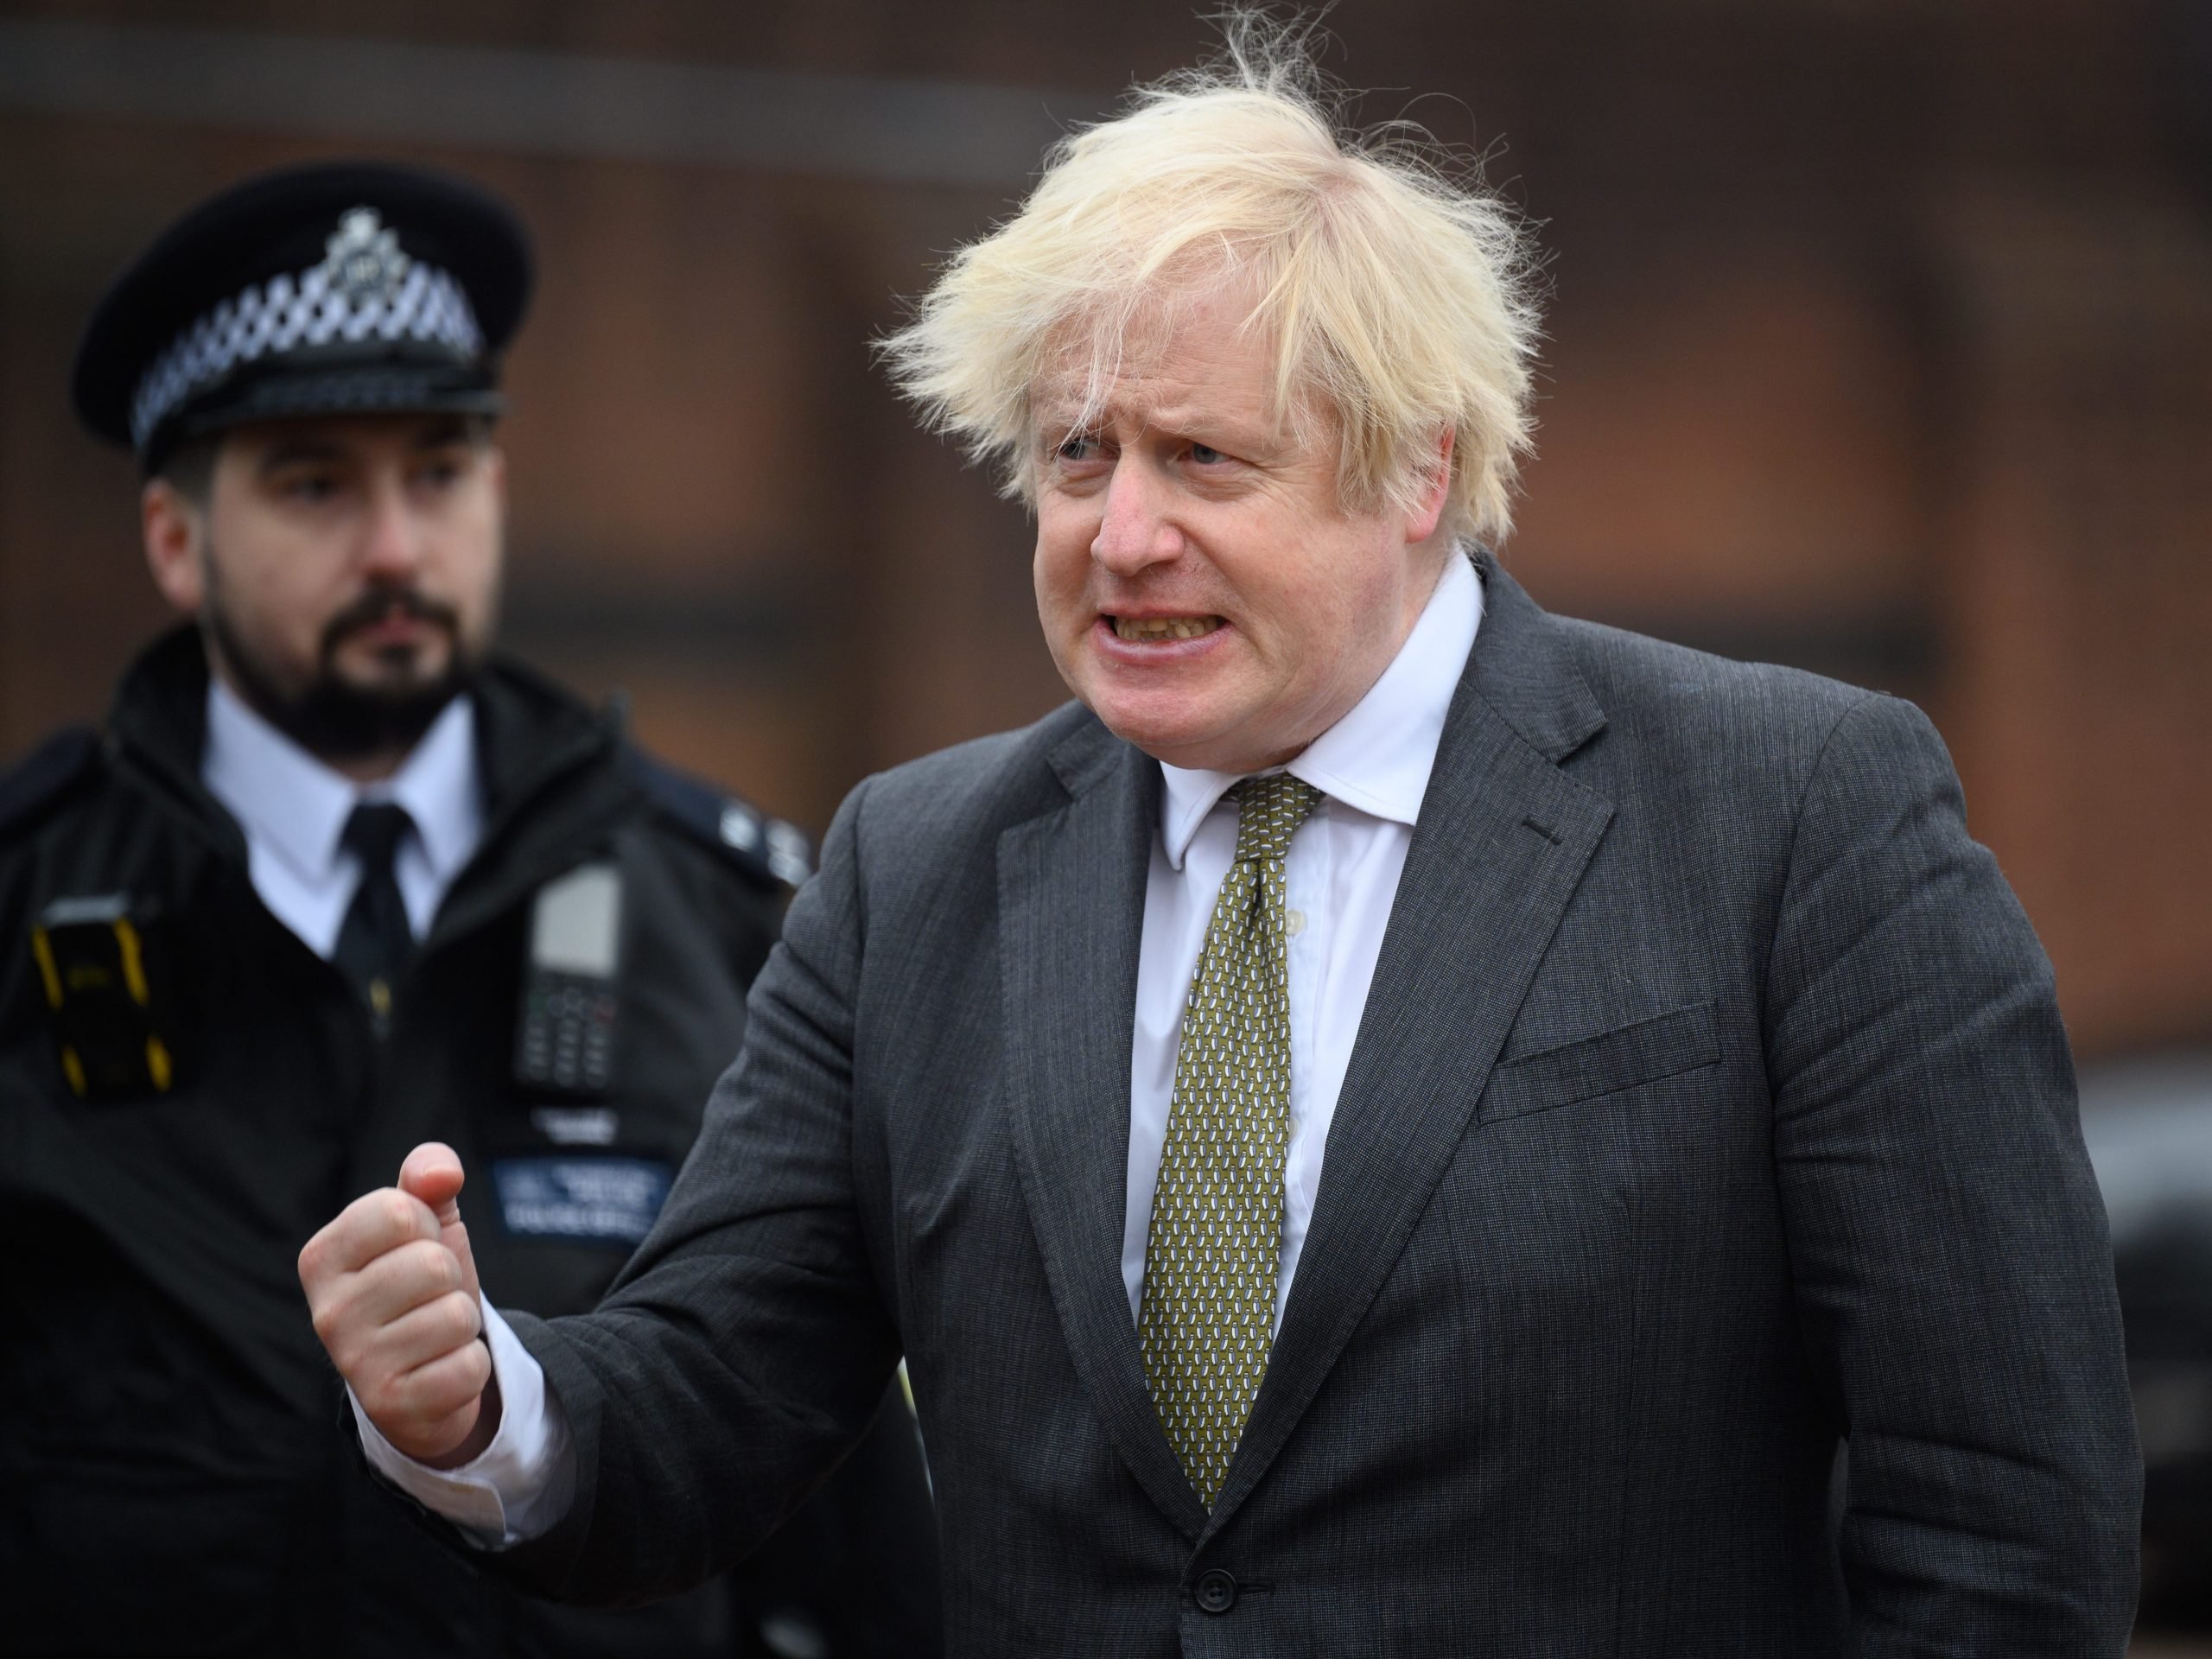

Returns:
0,631,941,1657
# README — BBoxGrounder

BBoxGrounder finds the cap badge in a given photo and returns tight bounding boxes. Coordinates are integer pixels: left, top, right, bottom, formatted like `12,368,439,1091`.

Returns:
318,207,411,304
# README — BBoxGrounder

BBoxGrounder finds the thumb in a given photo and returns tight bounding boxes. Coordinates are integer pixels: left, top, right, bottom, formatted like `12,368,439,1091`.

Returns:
397,1141,482,1305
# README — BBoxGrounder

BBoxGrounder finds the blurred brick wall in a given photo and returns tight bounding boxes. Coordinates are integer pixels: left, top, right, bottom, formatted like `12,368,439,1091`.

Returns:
1,0,2205,1056
1932,188,2212,1053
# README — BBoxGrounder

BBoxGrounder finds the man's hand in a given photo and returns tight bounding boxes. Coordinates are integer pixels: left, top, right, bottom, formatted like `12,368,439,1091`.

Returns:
299,1142,501,1468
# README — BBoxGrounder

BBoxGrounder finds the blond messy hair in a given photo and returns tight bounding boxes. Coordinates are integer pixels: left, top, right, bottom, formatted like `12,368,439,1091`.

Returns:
879,13,1544,544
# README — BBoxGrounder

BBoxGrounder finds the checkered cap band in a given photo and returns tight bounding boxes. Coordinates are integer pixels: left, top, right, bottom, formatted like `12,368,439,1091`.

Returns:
129,260,484,450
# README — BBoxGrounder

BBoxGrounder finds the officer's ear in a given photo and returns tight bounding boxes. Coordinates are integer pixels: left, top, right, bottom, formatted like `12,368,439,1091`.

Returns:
472,417,507,517
142,438,219,616
142,475,207,616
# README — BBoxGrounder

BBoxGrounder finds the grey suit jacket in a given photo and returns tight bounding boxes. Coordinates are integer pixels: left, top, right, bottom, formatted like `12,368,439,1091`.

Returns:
491,556,2139,1655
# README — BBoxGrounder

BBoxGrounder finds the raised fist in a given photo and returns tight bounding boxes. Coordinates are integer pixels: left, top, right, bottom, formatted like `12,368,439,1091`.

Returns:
297,1142,499,1466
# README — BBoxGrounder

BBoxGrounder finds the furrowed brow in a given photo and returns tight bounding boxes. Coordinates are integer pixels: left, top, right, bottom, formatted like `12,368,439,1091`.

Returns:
254,439,346,473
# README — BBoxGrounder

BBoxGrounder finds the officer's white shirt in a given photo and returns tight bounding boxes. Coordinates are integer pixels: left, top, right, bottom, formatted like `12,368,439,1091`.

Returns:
201,679,484,952
362,551,1484,1546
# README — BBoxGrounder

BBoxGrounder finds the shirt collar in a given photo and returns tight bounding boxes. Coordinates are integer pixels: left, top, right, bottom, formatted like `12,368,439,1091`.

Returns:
381,696,484,886
1156,549,1484,869
201,678,483,886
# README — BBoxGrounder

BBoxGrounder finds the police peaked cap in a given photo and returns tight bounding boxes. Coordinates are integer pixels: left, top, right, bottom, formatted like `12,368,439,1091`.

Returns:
73,160,533,471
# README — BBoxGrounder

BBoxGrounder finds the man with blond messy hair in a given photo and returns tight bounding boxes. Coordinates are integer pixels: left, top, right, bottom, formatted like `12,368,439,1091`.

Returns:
301,22,2139,1655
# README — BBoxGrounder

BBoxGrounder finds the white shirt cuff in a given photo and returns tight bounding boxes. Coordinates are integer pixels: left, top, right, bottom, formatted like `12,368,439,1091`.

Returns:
350,1294,575,1549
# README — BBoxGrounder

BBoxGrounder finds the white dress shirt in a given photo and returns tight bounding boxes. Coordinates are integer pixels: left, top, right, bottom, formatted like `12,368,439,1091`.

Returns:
1126,551,1482,1328
201,680,484,952
365,552,1484,1545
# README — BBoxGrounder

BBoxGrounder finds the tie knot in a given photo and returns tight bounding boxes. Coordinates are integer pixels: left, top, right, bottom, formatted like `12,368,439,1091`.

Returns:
342,801,414,872
1230,773,1321,865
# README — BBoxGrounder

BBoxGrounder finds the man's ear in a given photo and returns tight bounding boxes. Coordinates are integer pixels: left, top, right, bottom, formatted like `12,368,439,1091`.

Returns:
142,477,206,616
1404,428,1456,545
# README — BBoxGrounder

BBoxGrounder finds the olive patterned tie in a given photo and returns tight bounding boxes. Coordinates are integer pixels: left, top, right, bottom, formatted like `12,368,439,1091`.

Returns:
1139,771,1323,1508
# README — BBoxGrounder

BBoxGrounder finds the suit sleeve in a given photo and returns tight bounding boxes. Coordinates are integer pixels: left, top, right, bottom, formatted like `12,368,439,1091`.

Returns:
480,775,902,1606
1764,694,2140,1653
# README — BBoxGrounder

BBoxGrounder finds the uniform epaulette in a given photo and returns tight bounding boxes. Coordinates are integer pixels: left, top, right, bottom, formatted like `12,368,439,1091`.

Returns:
0,725,100,842
625,747,813,889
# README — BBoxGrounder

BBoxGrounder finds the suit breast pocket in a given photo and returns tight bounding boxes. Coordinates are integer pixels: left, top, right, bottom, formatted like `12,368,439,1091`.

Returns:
1478,999,1720,1125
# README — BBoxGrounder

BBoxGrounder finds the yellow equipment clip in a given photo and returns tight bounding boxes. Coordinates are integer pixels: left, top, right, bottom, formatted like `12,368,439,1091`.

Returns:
30,894,175,1099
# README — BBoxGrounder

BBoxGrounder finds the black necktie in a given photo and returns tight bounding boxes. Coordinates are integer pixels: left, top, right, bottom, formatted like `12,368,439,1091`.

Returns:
334,802,415,1014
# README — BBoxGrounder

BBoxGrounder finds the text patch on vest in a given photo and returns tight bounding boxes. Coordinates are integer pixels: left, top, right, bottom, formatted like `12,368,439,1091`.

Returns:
489,1156,673,1244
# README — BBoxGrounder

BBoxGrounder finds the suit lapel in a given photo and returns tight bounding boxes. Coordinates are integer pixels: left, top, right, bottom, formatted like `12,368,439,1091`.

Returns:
1205,559,1615,1535
1000,722,1211,1538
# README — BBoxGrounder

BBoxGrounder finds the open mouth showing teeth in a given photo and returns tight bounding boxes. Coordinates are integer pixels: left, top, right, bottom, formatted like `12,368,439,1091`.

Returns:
1111,615,1222,642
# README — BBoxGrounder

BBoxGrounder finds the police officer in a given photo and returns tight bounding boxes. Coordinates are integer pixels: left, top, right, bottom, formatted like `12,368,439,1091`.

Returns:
0,162,941,1657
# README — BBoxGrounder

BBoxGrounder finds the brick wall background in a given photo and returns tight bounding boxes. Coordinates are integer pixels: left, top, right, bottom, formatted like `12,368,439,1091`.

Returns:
3,0,2207,1059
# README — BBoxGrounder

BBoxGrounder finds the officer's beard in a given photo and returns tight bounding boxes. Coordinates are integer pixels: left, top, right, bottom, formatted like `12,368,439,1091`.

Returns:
204,575,480,766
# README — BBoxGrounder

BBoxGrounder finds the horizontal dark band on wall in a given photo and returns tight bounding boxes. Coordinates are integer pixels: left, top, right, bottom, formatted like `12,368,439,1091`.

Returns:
1578,606,1940,694
0,17,1096,188
499,575,815,671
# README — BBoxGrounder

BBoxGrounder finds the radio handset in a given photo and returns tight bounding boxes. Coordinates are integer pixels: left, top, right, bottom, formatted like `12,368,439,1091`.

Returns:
513,862,622,1097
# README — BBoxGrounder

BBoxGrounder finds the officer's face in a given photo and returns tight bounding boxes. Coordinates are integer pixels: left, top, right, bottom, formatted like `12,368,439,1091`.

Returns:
1031,283,1451,775
144,411,505,768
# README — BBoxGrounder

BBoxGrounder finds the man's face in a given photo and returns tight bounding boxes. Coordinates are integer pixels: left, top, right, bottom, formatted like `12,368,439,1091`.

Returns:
148,412,505,764
1032,284,1448,775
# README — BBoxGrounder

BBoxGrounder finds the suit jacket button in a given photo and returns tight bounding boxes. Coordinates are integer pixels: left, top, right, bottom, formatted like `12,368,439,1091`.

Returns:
1195,1568,1237,1614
